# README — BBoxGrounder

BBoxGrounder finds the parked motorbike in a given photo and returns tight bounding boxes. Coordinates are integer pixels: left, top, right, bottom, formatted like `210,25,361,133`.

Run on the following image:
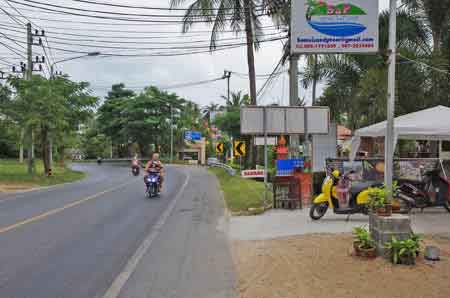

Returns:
145,172,160,198
131,165,140,176
97,157,102,165
397,168,450,213
310,169,382,220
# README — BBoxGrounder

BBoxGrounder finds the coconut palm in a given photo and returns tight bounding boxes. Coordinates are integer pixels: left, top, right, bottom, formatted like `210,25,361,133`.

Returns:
221,91,251,109
170,0,265,105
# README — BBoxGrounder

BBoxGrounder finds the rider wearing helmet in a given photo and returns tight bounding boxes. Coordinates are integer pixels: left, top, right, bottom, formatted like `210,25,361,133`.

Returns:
144,152,164,191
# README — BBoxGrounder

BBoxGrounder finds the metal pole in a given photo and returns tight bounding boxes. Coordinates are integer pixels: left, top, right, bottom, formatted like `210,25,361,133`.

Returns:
263,107,268,201
312,54,318,106
170,105,174,163
227,72,230,103
385,0,397,198
26,23,33,175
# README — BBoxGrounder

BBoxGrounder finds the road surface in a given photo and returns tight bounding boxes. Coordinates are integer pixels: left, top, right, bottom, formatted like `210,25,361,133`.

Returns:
0,164,234,298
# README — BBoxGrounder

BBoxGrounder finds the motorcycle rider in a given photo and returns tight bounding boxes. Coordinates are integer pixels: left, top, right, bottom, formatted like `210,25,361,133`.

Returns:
144,152,164,191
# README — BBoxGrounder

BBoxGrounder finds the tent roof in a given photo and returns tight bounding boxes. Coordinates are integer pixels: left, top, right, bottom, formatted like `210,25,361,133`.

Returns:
355,106,450,140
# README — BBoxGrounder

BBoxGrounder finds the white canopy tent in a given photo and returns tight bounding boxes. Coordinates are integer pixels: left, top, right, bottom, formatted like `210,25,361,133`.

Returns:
350,106,450,161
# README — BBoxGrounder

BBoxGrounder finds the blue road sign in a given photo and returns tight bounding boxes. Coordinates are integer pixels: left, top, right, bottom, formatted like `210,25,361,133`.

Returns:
185,131,202,141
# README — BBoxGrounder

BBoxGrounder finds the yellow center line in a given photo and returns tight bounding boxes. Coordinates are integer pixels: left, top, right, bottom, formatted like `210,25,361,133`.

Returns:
0,180,136,235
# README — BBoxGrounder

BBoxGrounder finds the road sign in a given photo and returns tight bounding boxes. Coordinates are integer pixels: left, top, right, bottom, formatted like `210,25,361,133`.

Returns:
234,141,246,157
254,137,277,146
241,169,265,179
216,143,224,154
184,131,202,141
291,0,379,54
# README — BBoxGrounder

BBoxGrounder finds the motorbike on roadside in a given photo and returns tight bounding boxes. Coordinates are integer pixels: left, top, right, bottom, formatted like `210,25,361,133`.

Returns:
397,168,450,213
309,169,382,220
145,172,161,198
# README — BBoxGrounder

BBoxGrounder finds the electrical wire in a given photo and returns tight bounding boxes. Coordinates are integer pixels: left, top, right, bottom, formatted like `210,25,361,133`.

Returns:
398,53,449,74
7,0,268,23
68,0,264,12
0,6,25,26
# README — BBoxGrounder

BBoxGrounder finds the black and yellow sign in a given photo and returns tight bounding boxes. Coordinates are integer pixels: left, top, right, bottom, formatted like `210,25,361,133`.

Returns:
216,143,224,154
234,141,246,157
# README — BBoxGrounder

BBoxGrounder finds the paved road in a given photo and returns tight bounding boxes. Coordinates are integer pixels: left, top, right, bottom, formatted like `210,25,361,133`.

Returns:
0,164,234,298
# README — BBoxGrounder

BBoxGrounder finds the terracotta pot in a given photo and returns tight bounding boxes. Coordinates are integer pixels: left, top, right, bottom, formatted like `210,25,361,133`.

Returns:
359,246,377,259
392,200,401,212
353,241,362,256
376,205,392,217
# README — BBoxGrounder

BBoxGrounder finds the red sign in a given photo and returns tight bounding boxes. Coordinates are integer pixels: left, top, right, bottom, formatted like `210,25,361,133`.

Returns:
241,169,265,179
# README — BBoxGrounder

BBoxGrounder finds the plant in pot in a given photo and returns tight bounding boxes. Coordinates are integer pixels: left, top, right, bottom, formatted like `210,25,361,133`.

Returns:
352,226,376,258
385,234,422,265
368,186,392,216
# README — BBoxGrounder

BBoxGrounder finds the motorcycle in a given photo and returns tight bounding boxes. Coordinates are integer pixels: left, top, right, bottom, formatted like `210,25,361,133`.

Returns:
145,172,161,198
131,165,140,176
397,168,450,213
310,169,382,220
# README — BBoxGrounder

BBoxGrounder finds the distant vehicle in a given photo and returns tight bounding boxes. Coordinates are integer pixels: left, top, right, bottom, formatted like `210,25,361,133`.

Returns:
183,155,193,160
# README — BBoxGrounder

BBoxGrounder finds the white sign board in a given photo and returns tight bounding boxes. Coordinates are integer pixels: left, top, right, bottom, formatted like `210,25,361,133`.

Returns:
254,137,277,146
291,0,379,54
241,106,330,135
241,169,265,179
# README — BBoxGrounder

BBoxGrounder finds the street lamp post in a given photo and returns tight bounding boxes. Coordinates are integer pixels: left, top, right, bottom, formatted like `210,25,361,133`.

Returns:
48,51,101,171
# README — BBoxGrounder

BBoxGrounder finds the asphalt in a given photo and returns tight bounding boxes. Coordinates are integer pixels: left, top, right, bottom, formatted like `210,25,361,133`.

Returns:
0,164,235,298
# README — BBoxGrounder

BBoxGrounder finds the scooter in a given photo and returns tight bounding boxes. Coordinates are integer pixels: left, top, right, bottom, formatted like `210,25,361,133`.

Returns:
397,168,450,213
131,165,140,176
145,172,161,198
310,169,382,220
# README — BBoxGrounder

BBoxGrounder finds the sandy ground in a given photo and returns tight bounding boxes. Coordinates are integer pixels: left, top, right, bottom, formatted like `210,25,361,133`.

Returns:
0,183,37,192
232,234,450,298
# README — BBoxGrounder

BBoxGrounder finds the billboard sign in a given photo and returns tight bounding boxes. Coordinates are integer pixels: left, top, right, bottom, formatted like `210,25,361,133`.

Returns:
291,0,379,54
241,106,330,135
184,131,202,141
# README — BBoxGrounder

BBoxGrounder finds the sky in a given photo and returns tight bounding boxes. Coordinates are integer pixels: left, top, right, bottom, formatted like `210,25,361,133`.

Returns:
0,0,391,108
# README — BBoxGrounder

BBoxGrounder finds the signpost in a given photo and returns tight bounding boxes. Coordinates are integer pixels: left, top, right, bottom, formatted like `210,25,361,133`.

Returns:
291,0,379,54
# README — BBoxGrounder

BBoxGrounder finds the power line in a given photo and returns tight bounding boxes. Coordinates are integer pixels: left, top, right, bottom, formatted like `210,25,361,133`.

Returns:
8,0,268,23
0,6,25,26
69,0,264,12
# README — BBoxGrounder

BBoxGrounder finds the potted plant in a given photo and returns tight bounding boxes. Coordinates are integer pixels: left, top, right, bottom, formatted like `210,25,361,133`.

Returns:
385,234,422,265
352,226,376,258
368,186,392,216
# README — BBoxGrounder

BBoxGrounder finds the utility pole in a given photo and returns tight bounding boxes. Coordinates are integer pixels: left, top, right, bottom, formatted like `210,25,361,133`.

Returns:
385,0,397,198
170,105,174,163
289,54,300,157
223,70,231,102
26,23,33,175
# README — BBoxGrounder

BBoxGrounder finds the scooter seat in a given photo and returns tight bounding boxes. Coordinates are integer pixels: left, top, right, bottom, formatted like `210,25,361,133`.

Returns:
350,181,381,196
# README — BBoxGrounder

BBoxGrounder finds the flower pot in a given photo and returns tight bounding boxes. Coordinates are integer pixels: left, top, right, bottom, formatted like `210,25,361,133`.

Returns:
376,205,392,217
392,200,401,212
353,241,362,256
399,254,416,266
359,246,377,259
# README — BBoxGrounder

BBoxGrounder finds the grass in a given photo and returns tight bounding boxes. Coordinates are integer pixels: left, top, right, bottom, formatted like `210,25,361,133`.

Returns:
0,159,86,189
209,167,272,215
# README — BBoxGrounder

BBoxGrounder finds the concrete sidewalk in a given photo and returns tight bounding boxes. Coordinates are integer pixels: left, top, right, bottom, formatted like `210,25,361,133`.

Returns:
228,207,450,240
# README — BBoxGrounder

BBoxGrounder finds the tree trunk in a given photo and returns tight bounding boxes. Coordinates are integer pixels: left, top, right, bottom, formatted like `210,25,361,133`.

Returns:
27,128,34,175
41,125,50,175
244,0,257,168
19,128,24,163
59,145,65,167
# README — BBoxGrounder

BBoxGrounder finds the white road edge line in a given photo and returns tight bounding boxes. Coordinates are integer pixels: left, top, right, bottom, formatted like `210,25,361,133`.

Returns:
102,169,191,298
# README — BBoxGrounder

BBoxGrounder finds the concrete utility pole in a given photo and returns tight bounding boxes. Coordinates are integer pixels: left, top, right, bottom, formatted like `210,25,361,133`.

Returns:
223,70,231,102
170,105,174,163
289,54,301,157
385,0,397,197
26,23,34,175
312,54,318,106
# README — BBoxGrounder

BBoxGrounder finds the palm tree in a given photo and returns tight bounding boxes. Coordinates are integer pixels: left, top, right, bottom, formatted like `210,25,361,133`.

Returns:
170,0,264,105
202,102,223,122
221,91,251,109
402,0,450,54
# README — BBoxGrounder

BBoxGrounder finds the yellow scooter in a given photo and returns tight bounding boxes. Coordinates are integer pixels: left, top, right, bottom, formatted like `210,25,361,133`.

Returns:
309,169,382,220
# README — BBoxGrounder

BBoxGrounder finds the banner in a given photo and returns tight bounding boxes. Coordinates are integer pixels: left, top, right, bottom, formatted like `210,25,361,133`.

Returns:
291,0,379,54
